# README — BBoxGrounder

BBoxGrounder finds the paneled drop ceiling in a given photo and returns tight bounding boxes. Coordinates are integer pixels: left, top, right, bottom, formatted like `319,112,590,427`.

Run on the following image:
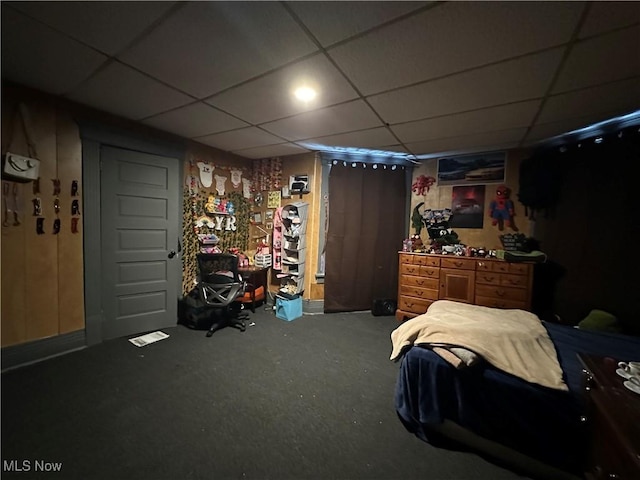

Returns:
2,1,639,160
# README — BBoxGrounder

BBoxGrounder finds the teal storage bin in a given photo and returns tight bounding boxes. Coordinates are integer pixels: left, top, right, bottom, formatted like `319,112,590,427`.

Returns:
276,296,303,322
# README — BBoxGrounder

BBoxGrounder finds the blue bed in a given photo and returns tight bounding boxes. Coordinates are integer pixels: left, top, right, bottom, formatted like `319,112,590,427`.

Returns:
395,321,640,475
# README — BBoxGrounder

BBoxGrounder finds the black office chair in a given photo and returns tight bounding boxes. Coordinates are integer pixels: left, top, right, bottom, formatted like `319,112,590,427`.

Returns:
196,253,253,337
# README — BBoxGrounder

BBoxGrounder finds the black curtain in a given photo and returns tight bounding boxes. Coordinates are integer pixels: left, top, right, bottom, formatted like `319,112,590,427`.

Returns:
324,162,407,312
533,127,640,333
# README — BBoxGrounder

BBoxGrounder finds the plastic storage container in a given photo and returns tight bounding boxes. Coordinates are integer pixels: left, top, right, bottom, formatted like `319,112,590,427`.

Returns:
275,295,303,321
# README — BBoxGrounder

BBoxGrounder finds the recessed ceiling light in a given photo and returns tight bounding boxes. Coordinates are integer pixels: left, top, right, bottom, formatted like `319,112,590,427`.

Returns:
294,86,317,102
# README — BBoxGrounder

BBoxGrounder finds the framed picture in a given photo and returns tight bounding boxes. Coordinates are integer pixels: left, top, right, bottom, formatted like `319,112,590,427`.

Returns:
448,185,486,229
437,151,506,186
265,210,274,221
252,212,262,224
267,190,281,208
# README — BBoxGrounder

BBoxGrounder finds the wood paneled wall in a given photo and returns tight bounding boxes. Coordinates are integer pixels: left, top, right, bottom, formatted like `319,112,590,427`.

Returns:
1,94,84,347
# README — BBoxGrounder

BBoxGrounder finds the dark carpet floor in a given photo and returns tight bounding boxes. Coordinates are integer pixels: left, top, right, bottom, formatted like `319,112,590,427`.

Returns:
1,308,528,480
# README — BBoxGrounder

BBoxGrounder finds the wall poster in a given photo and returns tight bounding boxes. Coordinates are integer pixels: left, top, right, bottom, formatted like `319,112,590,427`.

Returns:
437,151,506,186
448,185,486,229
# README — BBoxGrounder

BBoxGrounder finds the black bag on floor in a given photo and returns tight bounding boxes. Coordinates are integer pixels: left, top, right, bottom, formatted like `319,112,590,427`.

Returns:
178,288,214,330
372,298,397,316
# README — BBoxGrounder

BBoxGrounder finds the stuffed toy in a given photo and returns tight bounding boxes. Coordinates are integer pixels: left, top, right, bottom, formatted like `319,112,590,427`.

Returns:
489,185,517,231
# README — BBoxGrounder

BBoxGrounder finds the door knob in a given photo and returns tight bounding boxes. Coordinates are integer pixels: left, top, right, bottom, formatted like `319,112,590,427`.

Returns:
168,250,176,259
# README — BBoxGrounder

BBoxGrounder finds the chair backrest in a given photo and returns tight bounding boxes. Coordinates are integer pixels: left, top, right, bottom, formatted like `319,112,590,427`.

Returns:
197,253,241,284
196,253,245,307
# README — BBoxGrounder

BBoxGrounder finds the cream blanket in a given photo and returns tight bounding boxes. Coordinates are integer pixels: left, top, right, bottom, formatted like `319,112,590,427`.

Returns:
390,300,567,391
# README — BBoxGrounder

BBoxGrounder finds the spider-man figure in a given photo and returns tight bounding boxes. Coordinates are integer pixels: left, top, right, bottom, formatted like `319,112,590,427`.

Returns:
489,185,517,231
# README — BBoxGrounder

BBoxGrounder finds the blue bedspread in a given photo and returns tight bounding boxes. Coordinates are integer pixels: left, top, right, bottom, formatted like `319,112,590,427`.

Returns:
395,321,640,474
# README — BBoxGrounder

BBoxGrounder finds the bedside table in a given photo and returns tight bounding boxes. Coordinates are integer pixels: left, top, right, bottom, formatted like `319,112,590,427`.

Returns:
578,354,640,479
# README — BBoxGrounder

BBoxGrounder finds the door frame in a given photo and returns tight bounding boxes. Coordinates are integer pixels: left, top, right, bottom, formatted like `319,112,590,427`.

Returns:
79,121,185,346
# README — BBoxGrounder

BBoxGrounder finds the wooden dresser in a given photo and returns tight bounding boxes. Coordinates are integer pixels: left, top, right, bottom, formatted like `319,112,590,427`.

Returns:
578,354,640,479
396,252,534,321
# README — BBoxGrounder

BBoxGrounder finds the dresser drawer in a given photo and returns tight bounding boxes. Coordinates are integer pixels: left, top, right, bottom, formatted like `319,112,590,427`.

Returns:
401,275,439,290
499,273,528,288
414,255,440,267
400,263,421,276
475,296,526,309
400,285,439,300
441,257,475,270
475,272,501,285
476,260,493,272
508,263,530,275
398,296,433,315
475,284,527,302
419,266,440,278
399,253,413,265
492,262,510,273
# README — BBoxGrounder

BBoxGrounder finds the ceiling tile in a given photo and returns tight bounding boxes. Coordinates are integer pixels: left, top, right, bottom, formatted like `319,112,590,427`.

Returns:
406,128,526,156
118,2,318,99
579,2,640,39
196,127,285,152
287,1,430,47
540,77,640,125
66,62,192,120
142,102,249,139
369,49,563,124
298,127,398,151
5,1,177,55
1,6,108,95
205,54,359,125
553,26,640,94
327,1,582,95
261,100,383,141
392,101,541,144
231,143,311,160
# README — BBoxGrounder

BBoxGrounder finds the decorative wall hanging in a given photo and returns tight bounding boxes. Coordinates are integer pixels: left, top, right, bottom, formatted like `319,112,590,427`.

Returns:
194,214,237,232
214,174,227,196
197,161,214,188
411,175,436,196
3,152,40,182
242,178,252,199
185,173,201,196
2,103,40,183
230,168,243,188
2,182,21,227
252,158,282,192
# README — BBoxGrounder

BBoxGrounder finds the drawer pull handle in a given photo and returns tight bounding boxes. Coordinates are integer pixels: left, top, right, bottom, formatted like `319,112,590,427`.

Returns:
454,261,462,267
496,289,505,297
484,276,495,282
416,280,425,285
